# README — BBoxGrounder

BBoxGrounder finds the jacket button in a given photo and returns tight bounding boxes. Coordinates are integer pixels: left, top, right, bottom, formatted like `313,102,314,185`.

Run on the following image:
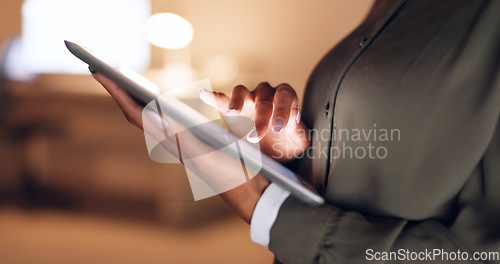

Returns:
324,102,330,116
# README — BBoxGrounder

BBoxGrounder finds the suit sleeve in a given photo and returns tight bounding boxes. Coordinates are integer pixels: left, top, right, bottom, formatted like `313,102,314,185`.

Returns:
269,196,474,264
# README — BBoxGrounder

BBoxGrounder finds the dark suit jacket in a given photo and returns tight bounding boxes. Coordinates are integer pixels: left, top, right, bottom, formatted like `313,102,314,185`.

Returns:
270,0,500,263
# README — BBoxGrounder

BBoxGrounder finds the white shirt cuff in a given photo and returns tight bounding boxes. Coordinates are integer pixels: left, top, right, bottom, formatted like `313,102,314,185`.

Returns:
250,183,291,248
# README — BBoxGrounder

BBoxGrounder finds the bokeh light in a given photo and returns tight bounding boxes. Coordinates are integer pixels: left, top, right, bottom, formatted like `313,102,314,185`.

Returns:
145,13,194,50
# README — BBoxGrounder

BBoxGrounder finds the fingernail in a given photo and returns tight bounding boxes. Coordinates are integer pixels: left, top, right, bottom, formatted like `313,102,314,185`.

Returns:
247,128,259,142
296,107,301,124
272,117,283,134
91,72,99,82
199,87,206,93
227,104,238,113
88,66,96,74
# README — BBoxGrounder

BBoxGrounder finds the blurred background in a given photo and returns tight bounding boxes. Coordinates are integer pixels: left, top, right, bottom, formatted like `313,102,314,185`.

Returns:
0,0,373,263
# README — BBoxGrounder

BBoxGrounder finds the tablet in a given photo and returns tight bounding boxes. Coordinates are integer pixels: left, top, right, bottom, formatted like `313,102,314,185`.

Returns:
65,40,324,205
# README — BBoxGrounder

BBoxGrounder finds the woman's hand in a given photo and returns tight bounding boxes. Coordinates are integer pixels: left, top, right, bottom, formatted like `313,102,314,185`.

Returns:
91,72,145,130
200,82,311,163
91,72,269,223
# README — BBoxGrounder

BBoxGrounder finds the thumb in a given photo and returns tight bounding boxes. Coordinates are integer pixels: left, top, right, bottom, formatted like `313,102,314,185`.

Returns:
199,89,230,113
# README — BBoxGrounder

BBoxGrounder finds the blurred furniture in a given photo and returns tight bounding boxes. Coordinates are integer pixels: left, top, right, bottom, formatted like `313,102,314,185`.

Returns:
1,74,232,225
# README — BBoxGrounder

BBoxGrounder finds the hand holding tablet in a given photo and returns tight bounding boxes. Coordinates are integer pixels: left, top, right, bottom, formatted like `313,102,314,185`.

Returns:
65,40,324,211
